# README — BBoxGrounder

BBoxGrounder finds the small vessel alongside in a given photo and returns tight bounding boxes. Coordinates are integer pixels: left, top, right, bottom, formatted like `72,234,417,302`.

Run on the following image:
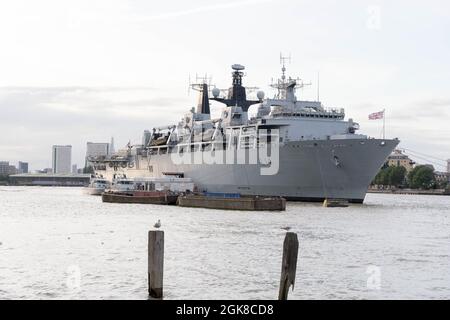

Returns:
102,190,179,205
108,178,135,193
83,178,110,196
177,193,286,211
102,176,194,205
322,198,349,207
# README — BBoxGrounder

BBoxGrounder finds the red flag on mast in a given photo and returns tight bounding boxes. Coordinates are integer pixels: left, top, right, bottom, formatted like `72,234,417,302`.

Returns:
368,110,384,120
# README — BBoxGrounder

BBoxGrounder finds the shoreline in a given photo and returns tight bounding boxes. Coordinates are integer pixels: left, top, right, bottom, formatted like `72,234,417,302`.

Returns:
368,188,450,196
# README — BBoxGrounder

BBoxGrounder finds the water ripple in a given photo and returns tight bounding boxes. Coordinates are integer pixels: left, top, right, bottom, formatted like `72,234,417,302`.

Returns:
0,187,449,299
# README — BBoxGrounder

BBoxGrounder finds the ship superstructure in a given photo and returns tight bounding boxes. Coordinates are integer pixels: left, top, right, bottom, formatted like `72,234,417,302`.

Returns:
90,59,399,203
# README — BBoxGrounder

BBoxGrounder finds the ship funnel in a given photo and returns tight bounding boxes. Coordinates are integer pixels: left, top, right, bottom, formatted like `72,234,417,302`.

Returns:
196,83,210,114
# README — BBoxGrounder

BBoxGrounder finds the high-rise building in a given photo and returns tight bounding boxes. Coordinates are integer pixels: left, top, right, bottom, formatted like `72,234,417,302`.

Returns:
0,161,17,175
18,161,29,174
0,161,10,175
52,145,72,174
110,137,115,155
142,130,152,147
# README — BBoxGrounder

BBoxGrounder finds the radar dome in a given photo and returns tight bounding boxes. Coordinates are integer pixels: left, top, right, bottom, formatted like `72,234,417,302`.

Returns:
257,90,265,100
231,64,245,71
212,87,220,98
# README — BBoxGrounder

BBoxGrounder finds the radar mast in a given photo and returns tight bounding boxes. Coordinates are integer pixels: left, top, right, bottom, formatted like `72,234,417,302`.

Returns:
270,53,311,100
210,64,261,112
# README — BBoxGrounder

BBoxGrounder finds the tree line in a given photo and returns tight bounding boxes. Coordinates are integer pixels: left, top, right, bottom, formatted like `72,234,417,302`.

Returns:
372,164,446,189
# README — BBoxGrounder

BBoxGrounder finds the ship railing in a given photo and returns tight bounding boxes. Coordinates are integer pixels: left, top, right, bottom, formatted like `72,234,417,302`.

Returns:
271,107,345,119
162,136,279,152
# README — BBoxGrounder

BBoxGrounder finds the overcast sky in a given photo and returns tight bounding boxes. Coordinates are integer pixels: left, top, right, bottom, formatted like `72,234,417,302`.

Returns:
0,0,449,171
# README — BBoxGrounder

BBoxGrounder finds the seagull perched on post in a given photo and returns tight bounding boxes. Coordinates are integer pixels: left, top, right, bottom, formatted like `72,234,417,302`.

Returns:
154,219,161,229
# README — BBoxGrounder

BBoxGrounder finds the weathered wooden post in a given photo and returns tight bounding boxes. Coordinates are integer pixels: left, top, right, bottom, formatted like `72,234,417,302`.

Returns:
148,230,164,299
278,232,299,300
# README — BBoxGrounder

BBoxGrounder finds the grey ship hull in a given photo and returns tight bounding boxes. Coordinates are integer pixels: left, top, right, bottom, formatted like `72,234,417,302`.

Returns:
98,138,399,203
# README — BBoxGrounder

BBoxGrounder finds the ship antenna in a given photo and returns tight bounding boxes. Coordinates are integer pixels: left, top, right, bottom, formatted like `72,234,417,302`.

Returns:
269,54,313,100
317,71,320,102
279,52,291,82
188,73,191,96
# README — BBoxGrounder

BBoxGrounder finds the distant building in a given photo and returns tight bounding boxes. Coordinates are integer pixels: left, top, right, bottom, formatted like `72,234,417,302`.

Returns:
18,161,29,174
142,130,152,147
447,159,450,174
52,145,72,174
0,161,9,175
434,171,450,184
387,149,415,172
0,161,17,175
110,137,115,154
9,173,91,187
85,142,110,167
72,164,78,174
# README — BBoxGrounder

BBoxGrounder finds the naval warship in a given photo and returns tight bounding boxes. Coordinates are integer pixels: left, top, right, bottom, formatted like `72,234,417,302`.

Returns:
90,60,399,203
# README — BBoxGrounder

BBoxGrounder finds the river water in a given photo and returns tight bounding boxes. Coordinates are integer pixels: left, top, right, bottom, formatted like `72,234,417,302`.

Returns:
0,187,449,300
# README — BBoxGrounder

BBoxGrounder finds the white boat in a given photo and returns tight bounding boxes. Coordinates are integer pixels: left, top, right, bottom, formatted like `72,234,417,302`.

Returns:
107,178,136,193
83,178,110,196
107,177,194,193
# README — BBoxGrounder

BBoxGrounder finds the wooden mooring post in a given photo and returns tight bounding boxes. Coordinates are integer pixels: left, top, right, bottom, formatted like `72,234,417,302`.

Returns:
278,232,299,300
148,230,164,299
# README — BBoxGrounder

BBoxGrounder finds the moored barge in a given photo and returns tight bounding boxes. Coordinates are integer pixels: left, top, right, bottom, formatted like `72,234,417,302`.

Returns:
102,190,178,205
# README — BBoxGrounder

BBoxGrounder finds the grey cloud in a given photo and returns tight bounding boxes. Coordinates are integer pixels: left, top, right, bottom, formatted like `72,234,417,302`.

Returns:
0,87,193,169
385,98,450,122
0,87,188,128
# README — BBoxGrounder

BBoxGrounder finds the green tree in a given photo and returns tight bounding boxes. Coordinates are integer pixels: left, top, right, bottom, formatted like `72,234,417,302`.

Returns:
387,166,406,186
408,165,436,189
373,168,387,185
372,165,406,187
0,175,10,185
